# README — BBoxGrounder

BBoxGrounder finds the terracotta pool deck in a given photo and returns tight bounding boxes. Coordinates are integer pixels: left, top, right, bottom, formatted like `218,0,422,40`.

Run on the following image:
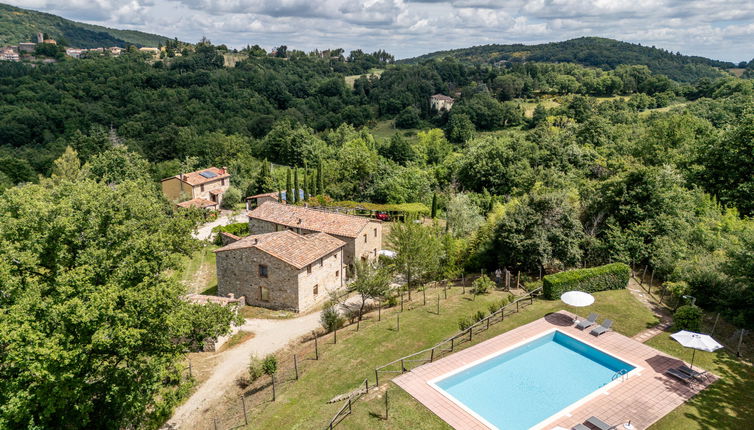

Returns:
394,311,717,430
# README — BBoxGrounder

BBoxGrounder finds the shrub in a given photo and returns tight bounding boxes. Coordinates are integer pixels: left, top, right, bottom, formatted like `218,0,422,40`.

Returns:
248,355,264,382
262,355,278,376
383,294,398,308
471,274,494,298
542,263,630,300
674,305,703,331
320,302,344,332
220,186,242,209
473,310,487,322
488,298,508,315
458,317,472,331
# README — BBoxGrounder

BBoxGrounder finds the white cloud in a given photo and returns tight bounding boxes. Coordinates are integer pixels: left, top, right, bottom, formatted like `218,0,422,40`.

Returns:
5,0,754,61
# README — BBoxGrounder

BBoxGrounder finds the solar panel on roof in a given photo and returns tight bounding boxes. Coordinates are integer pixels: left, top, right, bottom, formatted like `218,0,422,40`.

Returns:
199,171,217,178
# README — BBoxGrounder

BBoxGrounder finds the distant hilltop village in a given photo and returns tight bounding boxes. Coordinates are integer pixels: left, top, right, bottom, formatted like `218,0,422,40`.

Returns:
0,31,163,62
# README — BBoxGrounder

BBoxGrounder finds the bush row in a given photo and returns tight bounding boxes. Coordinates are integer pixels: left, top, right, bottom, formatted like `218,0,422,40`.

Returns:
542,263,630,300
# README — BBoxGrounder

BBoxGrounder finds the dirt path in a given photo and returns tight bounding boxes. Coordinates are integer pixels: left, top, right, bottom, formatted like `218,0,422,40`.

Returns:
627,276,673,343
166,296,365,429
192,211,247,241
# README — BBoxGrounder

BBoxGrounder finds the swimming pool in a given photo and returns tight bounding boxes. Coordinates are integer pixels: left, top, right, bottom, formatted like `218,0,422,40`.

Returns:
432,330,635,430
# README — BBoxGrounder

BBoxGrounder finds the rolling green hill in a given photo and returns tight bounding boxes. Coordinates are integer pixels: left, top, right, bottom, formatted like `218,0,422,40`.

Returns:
400,37,734,82
0,3,172,48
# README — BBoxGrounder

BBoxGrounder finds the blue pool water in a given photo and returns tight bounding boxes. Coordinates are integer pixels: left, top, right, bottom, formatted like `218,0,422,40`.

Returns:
435,330,634,430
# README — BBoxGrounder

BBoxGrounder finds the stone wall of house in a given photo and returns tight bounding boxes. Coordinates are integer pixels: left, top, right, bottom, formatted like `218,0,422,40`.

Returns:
193,178,230,205
216,246,344,312
353,221,383,263
248,218,279,235
296,249,344,311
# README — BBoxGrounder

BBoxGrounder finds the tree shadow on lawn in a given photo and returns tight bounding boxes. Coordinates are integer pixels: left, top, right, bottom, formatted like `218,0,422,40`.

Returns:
675,353,754,429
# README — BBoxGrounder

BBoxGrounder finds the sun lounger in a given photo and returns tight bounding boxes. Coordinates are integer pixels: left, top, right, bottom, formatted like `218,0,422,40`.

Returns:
576,313,598,330
585,416,618,430
571,424,590,430
666,367,695,384
589,319,613,336
677,365,709,381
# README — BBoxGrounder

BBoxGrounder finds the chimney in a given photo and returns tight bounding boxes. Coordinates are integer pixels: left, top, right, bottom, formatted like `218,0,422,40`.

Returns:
221,166,228,174
180,173,185,181
227,293,235,299
298,218,302,224
253,238,258,245
37,32,43,44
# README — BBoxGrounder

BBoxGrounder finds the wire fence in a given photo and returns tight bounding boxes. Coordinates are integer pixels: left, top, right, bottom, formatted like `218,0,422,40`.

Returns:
181,275,540,430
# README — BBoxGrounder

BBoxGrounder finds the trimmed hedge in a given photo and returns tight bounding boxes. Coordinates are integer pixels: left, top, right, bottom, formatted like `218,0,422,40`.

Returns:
543,263,630,300
211,222,249,245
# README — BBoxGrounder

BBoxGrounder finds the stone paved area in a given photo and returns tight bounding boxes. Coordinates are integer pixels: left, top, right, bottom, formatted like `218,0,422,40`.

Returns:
394,311,716,430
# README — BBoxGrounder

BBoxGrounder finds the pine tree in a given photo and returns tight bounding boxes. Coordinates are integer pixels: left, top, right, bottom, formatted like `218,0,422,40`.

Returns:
316,160,324,196
430,192,438,218
248,159,275,196
285,168,292,204
293,168,299,204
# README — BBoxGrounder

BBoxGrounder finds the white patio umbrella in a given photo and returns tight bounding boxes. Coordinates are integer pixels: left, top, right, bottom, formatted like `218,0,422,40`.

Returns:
560,291,595,323
670,330,723,369
560,291,595,307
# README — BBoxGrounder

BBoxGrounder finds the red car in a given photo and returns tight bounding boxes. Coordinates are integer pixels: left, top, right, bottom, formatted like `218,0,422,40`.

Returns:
376,212,390,221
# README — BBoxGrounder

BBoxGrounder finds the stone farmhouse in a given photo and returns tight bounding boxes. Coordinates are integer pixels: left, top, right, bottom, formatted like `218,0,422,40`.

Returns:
215,230,345,312
247,201,383,268
430,94,455,111
161,166,230,210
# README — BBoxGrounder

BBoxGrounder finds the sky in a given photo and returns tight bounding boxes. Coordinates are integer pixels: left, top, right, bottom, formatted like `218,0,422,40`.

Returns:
6,0,754,62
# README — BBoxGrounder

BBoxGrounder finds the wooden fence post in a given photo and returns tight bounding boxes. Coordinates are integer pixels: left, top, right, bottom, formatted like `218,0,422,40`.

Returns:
294,354,299,380
423,288,426,306
468,327,472,342
437,294,440,315
375,369,380,386
241,395,248,425
271,374,276,401
430,347,435,362
378,301,381,321
314,331,319,360
365,379,369,394
188,359,193,378
451,337,454,351
400,292,404,312
737,329,746,357
334,326,337,344
385,388,389,420
396,314,400,332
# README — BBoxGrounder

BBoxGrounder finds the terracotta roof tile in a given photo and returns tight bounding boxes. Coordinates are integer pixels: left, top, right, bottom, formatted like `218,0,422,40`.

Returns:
214,231,345,269
248,201,375,238
176,197,217,208
162,166,230,186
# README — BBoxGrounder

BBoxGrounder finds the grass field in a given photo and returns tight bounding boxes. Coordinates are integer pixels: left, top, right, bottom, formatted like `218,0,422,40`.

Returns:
236,288,659,429
344,69,384,88
177,244,217,294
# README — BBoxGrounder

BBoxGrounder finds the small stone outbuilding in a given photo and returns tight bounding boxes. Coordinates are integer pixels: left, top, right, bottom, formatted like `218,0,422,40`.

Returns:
215,230,345,312
247,201,382,268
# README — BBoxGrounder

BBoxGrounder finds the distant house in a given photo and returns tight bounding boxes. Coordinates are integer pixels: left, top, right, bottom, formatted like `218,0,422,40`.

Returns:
139,47,160,57
430,94,455,111
108,47,122,56
248,201,382,267
215,230,345,312
65,48,85,58
161,166,231,209
18,42,36,53
43,39,56,45
1,47,19,62
245,189,304,210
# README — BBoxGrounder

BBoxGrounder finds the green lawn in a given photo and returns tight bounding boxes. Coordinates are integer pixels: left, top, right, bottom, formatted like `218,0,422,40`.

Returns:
240,288,657,429
646,332,754,430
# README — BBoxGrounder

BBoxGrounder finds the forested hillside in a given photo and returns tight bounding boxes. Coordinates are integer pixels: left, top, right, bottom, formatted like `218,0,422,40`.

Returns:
1,37,754,428
401,37,740,82
0,2,170,47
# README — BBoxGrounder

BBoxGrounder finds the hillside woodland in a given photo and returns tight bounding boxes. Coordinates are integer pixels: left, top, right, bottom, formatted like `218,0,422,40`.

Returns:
1,38,754,428
0,2,169,47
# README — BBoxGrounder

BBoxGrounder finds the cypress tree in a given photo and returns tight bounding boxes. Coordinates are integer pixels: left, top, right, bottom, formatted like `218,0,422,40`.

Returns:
430,192,438,218
285,168,292,204
317,160,324,196
278,190,283,202
293,168,299,204
303,168,309,202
